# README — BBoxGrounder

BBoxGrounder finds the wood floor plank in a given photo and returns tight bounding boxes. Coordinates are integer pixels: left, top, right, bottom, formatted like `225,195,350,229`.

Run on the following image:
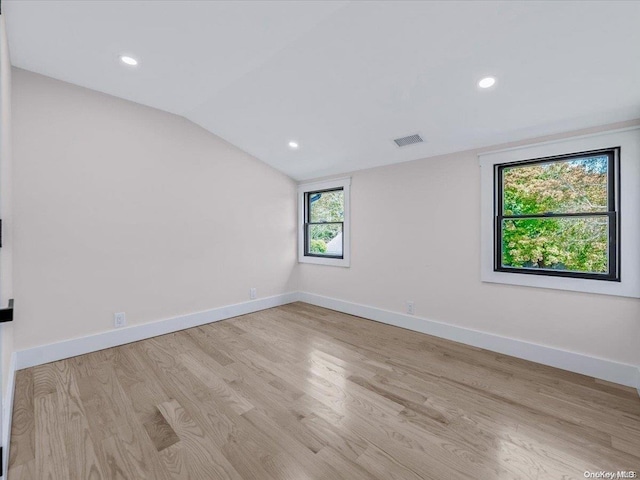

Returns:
8,369,35,470
72,353,173,480
239,407,366,480
34,393,70,479
56,363,106,480
185,326,236,366
64,416,106,480
157,442,190,480
112,344,173,426
354,444,429,480
142,408,180,452
299,411,368,461
7,459,35,480
101,422,157,480
178,352,254,415
9,302,640,479
316,446,383,480
157,399,244,480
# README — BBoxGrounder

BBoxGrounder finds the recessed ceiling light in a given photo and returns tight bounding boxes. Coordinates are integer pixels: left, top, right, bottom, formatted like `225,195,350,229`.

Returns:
478,76,496,89
119,55,139,66
288,141,299,149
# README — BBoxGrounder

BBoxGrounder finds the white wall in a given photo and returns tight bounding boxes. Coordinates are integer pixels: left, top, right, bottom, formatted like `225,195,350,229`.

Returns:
298,122,640,368
11,68,298,351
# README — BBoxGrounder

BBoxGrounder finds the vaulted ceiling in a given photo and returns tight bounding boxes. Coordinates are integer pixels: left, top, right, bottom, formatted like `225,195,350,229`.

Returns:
5,1,640,179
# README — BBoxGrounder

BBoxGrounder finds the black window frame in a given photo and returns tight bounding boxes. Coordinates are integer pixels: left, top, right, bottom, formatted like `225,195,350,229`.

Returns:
494,147,620,282
304,187,345,259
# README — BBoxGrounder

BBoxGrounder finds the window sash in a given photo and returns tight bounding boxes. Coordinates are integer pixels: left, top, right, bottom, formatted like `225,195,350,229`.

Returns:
304,223,344,259
304,188,345,259
494,148,620,281
497,148,617,215
495,212,618,280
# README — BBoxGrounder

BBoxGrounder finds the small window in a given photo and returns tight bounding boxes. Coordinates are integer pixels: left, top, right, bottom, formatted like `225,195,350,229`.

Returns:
495,148,619,281
298,177,350,267
304,188,344,258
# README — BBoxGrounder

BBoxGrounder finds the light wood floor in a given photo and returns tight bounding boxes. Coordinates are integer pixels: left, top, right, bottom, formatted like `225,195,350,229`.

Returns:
8,303,640,479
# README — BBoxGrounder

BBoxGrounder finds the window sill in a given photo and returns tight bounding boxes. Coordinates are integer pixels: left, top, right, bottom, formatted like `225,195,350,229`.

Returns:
481,269,635,297
298,255,350,267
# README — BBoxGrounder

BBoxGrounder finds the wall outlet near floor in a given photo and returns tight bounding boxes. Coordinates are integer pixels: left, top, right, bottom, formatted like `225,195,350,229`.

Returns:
406,301,415,315
114,312,127,328
249,288,257,300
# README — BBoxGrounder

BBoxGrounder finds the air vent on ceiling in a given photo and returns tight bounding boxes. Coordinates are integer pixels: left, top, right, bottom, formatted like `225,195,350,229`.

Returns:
393,133,423,147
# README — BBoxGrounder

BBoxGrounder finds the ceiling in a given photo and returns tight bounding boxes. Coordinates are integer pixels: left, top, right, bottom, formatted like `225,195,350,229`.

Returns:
5,1,640,180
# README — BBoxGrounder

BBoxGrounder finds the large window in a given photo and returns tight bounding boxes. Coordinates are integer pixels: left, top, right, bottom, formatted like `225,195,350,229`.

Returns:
298,177,350,267
495,148,619,281
480,128,639,297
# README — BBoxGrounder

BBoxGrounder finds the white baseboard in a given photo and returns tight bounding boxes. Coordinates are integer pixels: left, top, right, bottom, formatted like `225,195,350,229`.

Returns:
15,292,298,371
9,290,640,392
2,352,16,479
297,292,640,391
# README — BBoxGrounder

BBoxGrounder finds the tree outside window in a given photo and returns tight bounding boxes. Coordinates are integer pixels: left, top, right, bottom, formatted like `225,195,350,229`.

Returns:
496,149,619,281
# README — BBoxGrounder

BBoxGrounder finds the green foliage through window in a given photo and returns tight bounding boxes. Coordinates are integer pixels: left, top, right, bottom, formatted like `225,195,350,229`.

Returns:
496,150,618,279
305,189,344,258
309,239,327,254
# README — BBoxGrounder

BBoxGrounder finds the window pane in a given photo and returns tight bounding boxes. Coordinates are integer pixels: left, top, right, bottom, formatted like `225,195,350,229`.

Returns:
502,155,608,215
307,224,343,257
501,216,609,274
309,190,344,223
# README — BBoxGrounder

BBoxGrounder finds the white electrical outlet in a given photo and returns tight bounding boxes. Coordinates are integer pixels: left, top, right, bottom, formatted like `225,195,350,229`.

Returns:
249,288,257,300
406,301,415,315
114,312,127,328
